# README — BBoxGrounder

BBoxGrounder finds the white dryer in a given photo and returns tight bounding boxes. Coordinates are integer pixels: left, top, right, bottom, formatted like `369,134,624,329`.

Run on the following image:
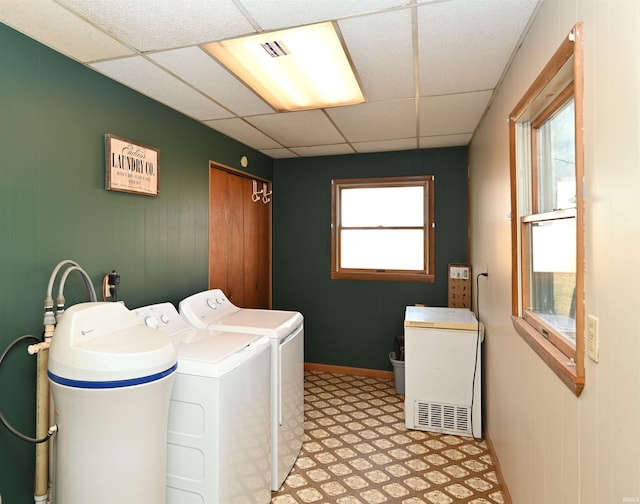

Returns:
179,289,304,491
131,302,272,504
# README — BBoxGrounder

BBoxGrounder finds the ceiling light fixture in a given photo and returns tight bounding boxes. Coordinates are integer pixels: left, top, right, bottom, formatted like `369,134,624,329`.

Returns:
203,22,365,112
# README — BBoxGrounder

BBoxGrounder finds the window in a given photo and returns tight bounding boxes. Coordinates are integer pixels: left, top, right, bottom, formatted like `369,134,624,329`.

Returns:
331,176,435,282
509,24,584,395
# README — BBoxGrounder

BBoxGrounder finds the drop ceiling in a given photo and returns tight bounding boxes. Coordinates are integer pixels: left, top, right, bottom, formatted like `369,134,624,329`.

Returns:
0,0,540,159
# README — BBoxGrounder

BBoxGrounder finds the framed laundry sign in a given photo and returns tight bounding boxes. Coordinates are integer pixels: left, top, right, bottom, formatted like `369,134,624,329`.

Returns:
105,134,159,196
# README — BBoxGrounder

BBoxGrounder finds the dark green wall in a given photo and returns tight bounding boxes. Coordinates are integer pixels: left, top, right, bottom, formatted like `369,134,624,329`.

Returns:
272,148,469,370
0,24,272,503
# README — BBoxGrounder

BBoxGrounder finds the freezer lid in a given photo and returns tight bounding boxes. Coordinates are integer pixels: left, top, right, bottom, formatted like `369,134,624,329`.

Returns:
404,306,479,330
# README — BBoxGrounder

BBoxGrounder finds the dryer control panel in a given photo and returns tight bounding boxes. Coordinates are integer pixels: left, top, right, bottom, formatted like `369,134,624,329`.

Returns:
180,289,241,327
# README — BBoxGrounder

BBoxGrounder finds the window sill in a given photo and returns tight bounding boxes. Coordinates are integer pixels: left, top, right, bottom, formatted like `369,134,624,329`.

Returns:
511,316,584,396
331,271,435,282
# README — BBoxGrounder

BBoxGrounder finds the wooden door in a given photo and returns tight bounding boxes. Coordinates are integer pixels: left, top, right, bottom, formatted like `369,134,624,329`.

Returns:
243,177,271,308
208,165,271,308
208,168,233,296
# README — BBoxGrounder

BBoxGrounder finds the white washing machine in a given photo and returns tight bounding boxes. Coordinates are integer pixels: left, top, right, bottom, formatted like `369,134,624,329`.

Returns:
179,289,304,491
131,302,272,504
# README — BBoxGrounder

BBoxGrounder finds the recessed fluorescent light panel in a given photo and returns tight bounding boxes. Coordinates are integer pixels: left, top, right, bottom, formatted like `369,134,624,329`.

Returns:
203,22,365,112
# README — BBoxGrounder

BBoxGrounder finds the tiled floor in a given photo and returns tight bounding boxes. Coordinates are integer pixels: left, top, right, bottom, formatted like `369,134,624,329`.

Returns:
271,371,505,504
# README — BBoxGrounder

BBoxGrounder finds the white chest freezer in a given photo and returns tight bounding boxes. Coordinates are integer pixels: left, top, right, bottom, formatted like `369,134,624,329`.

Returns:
404,306,483,439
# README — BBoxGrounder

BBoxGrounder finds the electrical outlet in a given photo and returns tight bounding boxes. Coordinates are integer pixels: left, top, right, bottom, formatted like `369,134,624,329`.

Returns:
104,270,119,299
588,315,599,363
450,266,469,279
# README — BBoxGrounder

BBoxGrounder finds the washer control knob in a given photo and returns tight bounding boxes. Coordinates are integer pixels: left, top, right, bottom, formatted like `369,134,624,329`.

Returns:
160,314,170,324
206,298,217,309
216,297,225,305
144,316,159,329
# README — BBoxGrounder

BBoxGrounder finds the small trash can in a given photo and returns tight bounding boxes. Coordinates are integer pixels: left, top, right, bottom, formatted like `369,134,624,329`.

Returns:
48,302,177,504
394,334,405,361
389,351,405,395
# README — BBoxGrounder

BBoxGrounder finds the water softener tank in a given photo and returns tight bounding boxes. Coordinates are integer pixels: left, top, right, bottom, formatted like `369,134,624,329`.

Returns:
48,302,177,504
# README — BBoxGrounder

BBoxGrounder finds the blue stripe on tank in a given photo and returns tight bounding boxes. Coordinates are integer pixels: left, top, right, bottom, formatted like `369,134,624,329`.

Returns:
47,363,177,389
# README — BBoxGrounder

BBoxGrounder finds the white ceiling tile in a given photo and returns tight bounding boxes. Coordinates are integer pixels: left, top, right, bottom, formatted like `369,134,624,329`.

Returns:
246,111,346,147
260,148,298,159
1,0,541,154
56,0,255,51
0,0,134,62
338,8,414,102
327,99,416,143
419,91,492,137
148,47,274,116
418,0,538,95
290,144,356,157
419,133,472,148
204,118,282,150
352,138,418,153
91,56,233,121
238,0,411,31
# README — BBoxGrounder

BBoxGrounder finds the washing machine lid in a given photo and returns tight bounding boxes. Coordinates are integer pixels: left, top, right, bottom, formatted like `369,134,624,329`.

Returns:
48,302,177,384
208,309,303,339
404,306,479,330
173,331,270,378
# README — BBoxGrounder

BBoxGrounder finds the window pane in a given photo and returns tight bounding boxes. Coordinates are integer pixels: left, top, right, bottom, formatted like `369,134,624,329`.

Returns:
341,229,424,270
537,98,576,212
341,186,424,227
528,217,576,344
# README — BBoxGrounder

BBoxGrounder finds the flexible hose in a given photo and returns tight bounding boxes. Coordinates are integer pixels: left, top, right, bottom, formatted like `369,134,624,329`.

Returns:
45,260,79,310
0,335,57,444
0,410,56,444
46,260,79,300
57,265,97,303
0,335,41,367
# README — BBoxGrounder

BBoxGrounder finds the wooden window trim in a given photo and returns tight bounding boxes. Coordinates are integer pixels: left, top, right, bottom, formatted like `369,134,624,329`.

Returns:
511,316,584,396
331,175,435,282
508,23,585,396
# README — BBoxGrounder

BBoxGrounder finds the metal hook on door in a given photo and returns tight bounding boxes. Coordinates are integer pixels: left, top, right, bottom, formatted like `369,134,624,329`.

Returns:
251,180,261,202
262,182,272,204
252,180,272,204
